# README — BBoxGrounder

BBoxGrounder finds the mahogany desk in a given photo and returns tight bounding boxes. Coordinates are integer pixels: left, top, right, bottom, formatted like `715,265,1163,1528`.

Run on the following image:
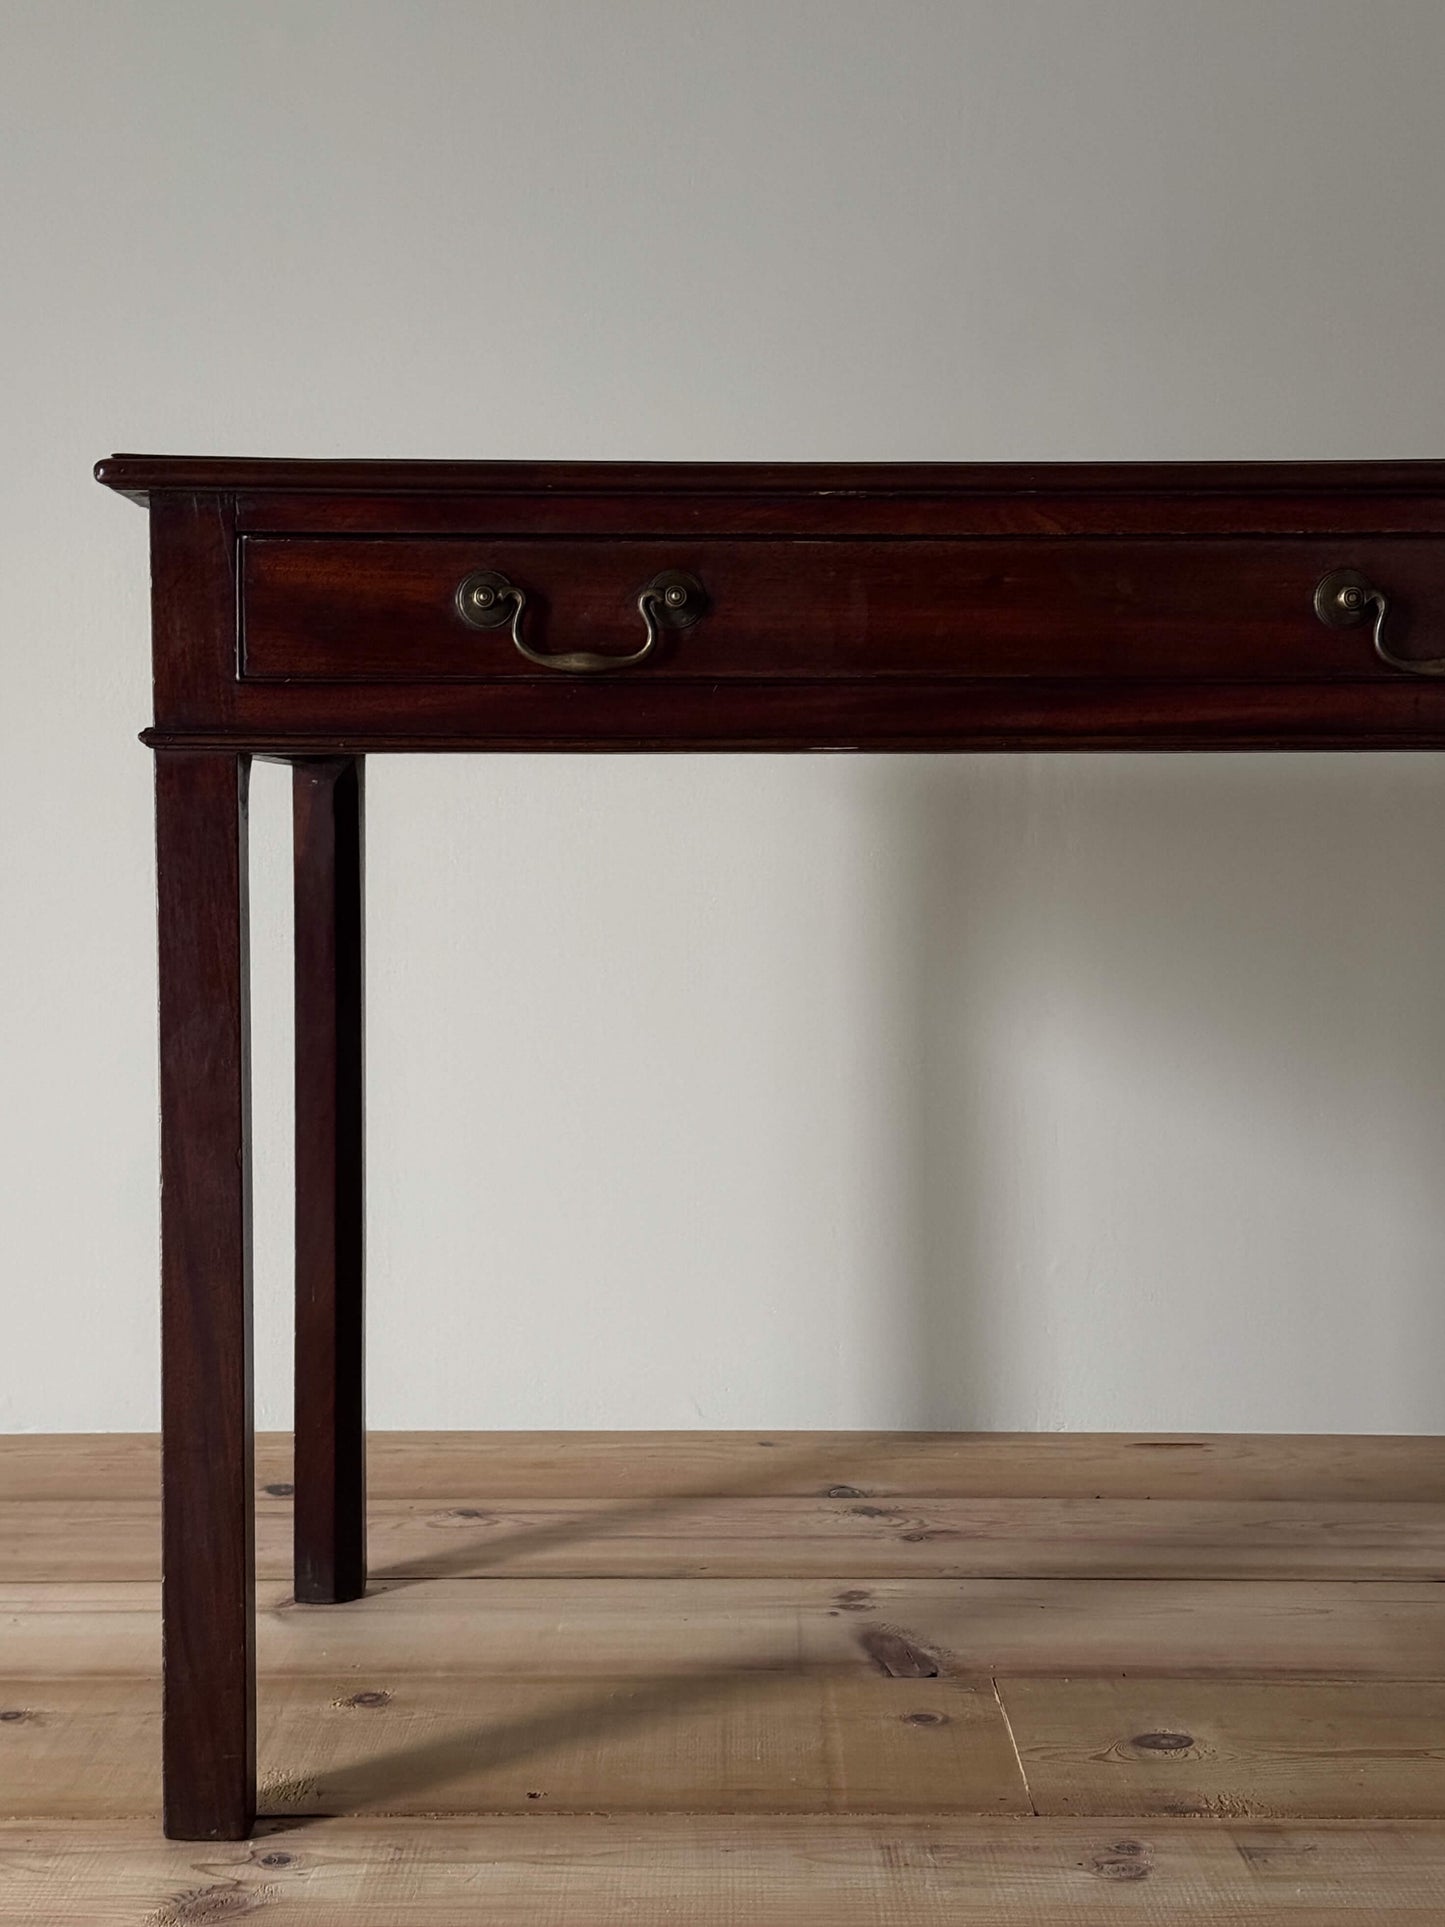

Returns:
98,456,1445,1840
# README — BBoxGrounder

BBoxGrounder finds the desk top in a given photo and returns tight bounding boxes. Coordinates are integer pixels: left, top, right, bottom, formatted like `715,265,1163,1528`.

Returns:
92,455,1445,505
99,457,1445,754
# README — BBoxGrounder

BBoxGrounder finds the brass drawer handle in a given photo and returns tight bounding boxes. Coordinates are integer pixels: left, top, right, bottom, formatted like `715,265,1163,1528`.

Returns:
456,567,706,673
1315,568,1445,678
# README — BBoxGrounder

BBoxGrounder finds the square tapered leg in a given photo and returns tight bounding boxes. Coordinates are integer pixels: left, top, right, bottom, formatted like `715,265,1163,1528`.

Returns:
292,756,367,1603
155,749,256,1841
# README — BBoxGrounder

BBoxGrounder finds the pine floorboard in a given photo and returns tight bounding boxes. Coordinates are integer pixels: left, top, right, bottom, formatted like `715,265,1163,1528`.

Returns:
2,1432,1443,1922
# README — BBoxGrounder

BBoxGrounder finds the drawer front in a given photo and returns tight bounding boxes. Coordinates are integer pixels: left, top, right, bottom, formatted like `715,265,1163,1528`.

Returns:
240,536,1445,683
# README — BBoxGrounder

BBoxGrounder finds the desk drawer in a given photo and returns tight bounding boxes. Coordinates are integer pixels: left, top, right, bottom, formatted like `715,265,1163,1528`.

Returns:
240,536,1445,683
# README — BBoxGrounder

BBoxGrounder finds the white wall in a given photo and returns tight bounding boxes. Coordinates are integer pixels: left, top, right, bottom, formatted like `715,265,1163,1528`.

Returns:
5,0,1445,1434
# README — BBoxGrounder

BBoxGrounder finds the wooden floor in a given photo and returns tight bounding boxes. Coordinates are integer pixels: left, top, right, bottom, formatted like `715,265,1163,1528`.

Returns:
3,1432,1445,1922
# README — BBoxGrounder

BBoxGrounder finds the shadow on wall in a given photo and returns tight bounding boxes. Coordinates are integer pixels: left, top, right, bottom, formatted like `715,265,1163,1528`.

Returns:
861,754,1445,1434
345,752,1445,1436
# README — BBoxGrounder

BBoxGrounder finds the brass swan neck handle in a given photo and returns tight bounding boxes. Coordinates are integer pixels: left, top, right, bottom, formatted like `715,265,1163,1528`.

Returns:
456,568,706,673
1315,568,1445,678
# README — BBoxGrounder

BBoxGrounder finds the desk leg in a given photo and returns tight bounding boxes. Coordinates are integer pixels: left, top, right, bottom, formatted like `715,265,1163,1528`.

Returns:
292,757,367,1603
155,750,256,1840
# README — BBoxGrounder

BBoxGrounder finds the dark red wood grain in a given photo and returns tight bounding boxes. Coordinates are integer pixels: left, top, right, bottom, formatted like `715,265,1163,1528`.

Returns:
155,750,255,1841
292,758,367,1606
230,488,1445,540
239,535,1445,686
89,453,1445,502
116,459,1445,753
147,493,239,731
136,675,1445,755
